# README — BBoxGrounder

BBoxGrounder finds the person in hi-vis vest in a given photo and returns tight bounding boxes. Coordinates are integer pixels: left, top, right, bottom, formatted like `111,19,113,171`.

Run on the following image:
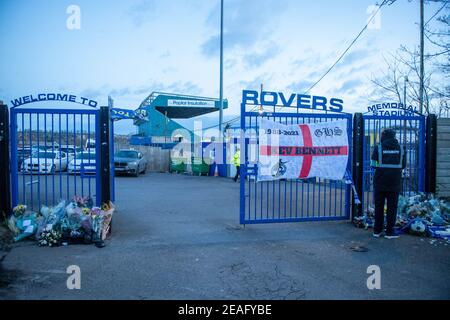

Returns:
233,147,241,182
371,128,406,239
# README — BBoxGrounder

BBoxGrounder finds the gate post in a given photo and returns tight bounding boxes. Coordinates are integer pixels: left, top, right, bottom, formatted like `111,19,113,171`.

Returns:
425,114,437,194
0,103,11,220
100,106,111,204
352,113,364,221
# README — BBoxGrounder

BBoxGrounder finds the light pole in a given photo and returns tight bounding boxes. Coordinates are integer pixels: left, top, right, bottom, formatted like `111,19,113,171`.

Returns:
403,76,408,107
219,0,224,136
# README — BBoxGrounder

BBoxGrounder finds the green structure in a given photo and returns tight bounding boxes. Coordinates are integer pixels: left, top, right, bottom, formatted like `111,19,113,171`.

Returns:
131,92,228,146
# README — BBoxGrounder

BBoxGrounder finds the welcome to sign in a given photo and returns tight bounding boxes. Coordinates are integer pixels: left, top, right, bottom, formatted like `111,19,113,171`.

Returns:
11,93,98,108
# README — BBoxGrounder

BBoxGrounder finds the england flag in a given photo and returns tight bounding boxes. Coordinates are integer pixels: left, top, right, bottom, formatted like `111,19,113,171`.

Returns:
257,118,349,182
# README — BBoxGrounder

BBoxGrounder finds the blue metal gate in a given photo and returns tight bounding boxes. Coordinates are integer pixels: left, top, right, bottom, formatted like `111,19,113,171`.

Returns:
10,106,102,211
361,114,426,212
240,102,353,224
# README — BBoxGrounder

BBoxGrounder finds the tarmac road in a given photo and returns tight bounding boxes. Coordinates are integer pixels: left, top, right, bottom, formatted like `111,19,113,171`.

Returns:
1,172,449,299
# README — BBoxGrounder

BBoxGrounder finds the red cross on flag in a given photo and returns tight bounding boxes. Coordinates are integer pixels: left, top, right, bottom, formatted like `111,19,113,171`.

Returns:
257,118,349,181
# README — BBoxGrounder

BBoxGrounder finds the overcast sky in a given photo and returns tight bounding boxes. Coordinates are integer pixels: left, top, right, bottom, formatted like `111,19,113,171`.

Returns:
0,0,445,134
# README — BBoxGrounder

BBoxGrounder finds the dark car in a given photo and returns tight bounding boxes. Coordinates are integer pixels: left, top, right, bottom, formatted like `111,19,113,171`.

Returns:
114,150,147,177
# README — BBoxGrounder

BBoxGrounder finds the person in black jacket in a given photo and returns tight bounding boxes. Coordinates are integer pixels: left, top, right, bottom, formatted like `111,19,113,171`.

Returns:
371,128,406,239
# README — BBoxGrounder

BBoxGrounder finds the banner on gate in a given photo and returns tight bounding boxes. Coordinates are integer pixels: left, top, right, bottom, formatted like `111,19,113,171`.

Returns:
257,119,349,181
111,108,149,122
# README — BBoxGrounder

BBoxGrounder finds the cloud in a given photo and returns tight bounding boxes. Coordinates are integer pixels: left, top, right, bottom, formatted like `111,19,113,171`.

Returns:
237,73,274,91
81,86,134,102
159,50,170,59
289,51,338,79
224,58,238,69
163,81,202,95
347,64,371,75
135,81,202,96
80,87,108,100
336,50,370,69
79,80,203,107
110,87,133,97
243,44,281,68
291,56,322,69
287,80,316,93
337,79,363,94
127,0,157,27
162,66,178,75
201,0,286,57
132,86,152,96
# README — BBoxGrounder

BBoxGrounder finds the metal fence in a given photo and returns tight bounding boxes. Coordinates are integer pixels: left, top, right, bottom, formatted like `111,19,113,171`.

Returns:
361,114,426,213
10,107,102,211
240,105,353,224
0,102,433,223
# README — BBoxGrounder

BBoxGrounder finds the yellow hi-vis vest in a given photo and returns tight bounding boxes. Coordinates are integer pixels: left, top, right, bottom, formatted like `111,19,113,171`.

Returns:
233,150,240,166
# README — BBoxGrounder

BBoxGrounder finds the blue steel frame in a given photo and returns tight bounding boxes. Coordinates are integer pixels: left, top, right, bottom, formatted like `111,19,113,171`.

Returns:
240,103,353,225
10,107,102,209
108,97,116,202
361,114,426,213
110,115,116,202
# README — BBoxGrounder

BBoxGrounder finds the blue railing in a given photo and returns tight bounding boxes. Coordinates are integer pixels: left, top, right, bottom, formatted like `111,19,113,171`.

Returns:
10,107,102,210
361,114,426,214
240,104,352,224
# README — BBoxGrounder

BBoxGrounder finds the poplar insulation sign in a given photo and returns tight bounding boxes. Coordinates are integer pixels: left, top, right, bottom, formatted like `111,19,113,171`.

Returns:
257,119,349,181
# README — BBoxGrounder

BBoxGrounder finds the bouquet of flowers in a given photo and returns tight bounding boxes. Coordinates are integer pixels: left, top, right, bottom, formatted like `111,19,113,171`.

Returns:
72,196,93,209
100,201,115,240
91,212,103,242
12,204,27,217
7,204,39,242
36,200,66,240
38,228,62,247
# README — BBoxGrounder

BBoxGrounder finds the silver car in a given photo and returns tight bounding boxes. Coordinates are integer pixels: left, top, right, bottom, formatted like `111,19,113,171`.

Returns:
114,150,147,177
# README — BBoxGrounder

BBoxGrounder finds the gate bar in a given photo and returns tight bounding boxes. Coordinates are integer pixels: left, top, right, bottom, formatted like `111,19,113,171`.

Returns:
425,114,437,193
0,103,11,219
419,117,425,192
352,113,364,220
100,106,111,205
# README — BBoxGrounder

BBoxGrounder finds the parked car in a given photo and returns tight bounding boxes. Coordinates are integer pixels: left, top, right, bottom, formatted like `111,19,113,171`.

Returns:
67,151,96,174
17,147,33,171
22,150,68,174
59,145,83,162
31,143,60,152
114,150,147,177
